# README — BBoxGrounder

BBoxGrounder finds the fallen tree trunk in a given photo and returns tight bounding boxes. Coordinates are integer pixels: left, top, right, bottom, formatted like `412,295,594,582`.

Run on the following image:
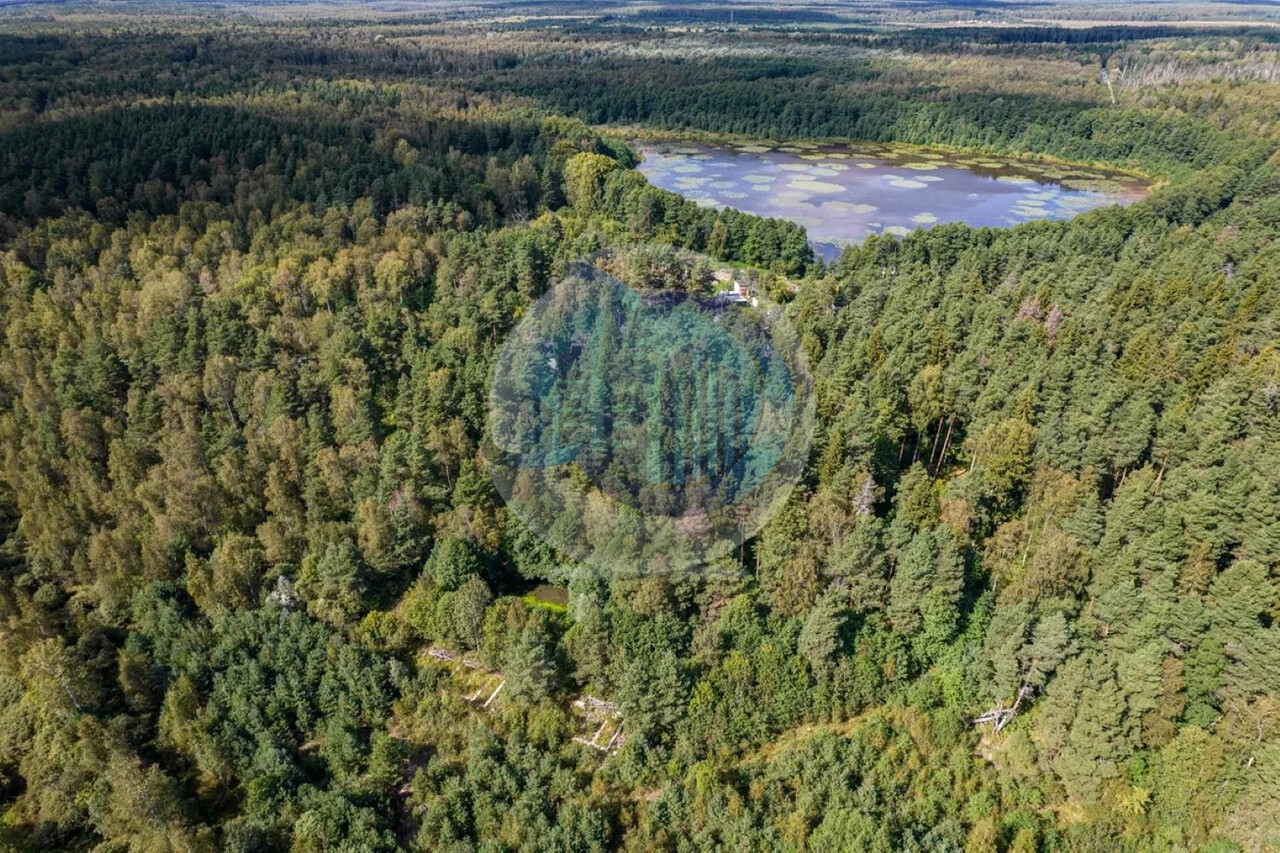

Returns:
972,684,1034,733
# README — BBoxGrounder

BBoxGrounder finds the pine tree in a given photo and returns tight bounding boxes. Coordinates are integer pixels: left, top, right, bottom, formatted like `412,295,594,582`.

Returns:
1043,654,1134,803
798,591,845,675
616,649,685,741
452,577,492,650
505,620,556,705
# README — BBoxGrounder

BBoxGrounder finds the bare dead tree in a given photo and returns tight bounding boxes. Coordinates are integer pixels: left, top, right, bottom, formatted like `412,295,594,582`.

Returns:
973,684,1035,734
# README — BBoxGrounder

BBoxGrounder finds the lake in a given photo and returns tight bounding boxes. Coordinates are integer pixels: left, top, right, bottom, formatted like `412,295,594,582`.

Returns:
635,139,1149,261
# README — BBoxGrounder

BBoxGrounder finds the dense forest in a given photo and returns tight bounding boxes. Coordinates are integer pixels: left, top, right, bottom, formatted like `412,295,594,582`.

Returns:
0,5,1278,852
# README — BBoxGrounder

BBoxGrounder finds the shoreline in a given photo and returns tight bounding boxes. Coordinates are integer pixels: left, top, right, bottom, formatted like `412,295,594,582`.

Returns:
602,122,1161,185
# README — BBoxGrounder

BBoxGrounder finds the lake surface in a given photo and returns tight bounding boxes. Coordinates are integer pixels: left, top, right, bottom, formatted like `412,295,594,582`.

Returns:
635,139,1149,261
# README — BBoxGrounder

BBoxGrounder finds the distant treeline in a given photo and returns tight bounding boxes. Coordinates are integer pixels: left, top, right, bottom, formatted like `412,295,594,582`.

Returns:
861,24,1280,48
494,55,1270,174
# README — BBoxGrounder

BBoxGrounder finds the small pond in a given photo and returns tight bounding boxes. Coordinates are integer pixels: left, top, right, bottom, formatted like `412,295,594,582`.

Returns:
635,139,1149,261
